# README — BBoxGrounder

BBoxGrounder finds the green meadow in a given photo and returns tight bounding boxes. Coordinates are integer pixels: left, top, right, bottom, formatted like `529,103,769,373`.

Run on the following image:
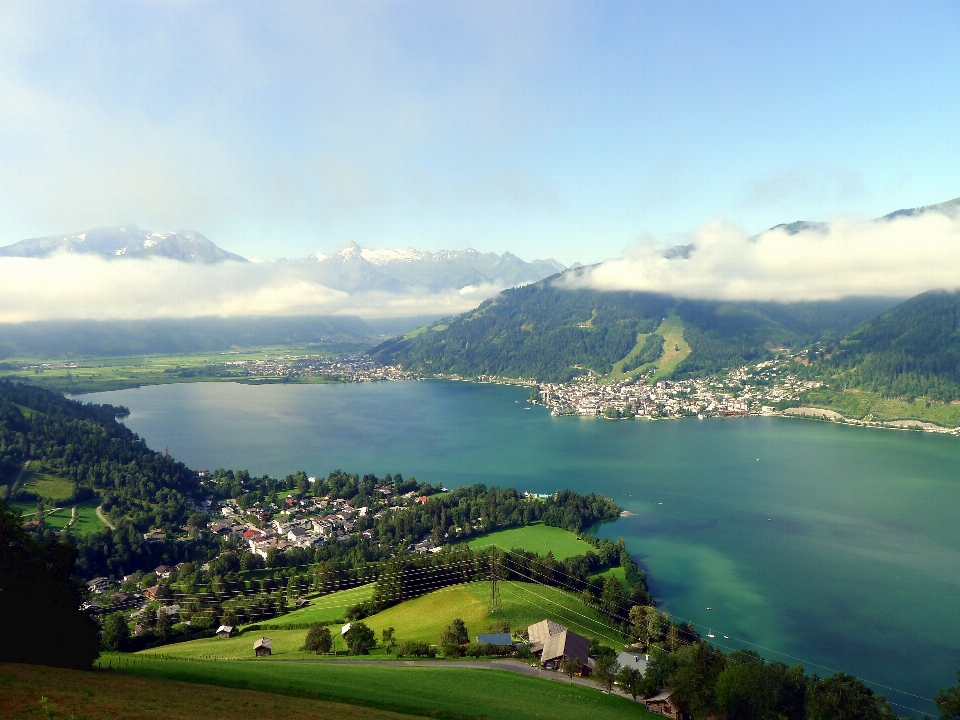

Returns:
466,523,592,560
151,580,622,662
112,657,657,720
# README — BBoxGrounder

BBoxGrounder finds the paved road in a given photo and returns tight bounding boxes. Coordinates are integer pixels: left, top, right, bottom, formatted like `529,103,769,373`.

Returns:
286,658,643,703
96,503,115,530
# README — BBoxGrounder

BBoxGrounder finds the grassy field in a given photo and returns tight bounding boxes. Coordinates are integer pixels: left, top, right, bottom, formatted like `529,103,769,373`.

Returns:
262,583,376,627
466,523,592,560
0,661,426,720
801,387,960,427
3,496,106,534
148,580,623,661
112,657,658,720
607,332,652,382
0,347,344,394
650,315,691,382
590,566,627,588
19,463,74,501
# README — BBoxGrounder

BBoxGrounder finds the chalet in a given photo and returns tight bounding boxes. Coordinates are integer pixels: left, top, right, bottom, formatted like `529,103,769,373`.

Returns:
142,585,160,600
476,633,514,647
111,592,134,606
87,577,110,594
643,689,689,719
143,529,166,543
253,637,272,657
295,598,310,609
154,565,173,578
216,625,234,638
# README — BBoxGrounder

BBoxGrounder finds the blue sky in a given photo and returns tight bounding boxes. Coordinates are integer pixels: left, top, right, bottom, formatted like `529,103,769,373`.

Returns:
1,0,958,264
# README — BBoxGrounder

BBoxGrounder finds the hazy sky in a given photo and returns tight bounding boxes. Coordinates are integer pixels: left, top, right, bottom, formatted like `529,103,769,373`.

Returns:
2,0,959,265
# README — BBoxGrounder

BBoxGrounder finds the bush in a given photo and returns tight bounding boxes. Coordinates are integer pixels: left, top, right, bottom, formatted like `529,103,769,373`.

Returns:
345,599,381,621
396,641,437,658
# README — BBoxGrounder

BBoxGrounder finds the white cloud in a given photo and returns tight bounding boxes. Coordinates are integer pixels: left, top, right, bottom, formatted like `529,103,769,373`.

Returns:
0,255,501,322
558,210,960,302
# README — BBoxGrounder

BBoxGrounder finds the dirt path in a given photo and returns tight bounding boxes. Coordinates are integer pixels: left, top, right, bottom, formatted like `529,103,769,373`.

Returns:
96,503,115,530
285,658,644,703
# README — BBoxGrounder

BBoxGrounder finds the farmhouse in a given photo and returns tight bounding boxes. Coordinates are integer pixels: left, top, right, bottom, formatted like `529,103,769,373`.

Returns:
526,619,590,673
253,637,272,657
216,625,234,638
540,630,590,671
527,619,567,654
643,689,689,719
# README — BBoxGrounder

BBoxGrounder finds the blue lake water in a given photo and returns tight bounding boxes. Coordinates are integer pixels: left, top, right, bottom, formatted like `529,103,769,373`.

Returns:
84,379,960,714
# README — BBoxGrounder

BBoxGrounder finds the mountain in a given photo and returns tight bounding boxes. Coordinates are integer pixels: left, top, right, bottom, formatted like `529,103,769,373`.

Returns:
0,225,247,263
813,290,960,401
286,241,567,294
370,276,898,382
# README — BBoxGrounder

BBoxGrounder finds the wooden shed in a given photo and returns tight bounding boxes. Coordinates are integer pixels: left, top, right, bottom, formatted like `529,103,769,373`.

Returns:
253,637,272,657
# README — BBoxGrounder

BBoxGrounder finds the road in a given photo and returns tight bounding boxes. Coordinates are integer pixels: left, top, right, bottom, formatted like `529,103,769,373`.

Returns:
96,503,115,530
286,658,643,703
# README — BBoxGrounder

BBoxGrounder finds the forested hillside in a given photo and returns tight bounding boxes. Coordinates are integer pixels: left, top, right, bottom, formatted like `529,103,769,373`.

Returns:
808,290,960,401
370,278,896,382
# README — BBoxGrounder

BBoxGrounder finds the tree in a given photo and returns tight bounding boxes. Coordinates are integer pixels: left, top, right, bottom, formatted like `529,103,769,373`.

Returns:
561,656,579,682
0,502,100,669
936,670,960,720
101,613,131,652
593,655,619,693
345,622,376,655
440,618,469,657
304,624,332,654
155,609,172,641
600,576,627,617
382,626,396,650
669,641,726,720
807,673,897,720
616,665,644,701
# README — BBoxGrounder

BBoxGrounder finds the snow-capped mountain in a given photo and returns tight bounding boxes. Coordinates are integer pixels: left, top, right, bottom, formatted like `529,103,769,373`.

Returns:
291,240,567,294
0,225,246,263
1,227,568,295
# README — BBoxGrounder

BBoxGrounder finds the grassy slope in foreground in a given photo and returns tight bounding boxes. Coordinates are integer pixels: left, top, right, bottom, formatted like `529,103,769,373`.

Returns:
466,523,593,560
115,658,658,720
148,581,620,660
0,662,425,720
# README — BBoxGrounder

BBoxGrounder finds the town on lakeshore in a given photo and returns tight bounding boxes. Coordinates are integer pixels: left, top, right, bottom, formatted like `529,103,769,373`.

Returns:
211,352,960,436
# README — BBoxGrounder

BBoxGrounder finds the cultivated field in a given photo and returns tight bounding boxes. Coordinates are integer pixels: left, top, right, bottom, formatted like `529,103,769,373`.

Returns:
466,523,592,560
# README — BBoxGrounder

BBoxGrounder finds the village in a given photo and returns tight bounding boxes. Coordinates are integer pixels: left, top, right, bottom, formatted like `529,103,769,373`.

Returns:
220,353,410,383
533,359,824,420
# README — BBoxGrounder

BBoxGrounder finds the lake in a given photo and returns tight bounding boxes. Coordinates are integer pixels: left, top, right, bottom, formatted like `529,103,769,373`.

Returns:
84,379,960,714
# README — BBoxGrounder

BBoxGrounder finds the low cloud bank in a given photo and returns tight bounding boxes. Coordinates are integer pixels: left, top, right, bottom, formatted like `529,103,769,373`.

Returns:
559,210,960,302
0,255,502,323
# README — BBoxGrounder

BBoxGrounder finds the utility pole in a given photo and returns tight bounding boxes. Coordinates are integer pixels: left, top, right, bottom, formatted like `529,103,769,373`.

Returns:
489,546,502,614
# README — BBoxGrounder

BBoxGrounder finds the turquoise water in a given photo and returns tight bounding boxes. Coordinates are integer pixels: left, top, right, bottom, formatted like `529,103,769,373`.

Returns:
85,380,960,713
